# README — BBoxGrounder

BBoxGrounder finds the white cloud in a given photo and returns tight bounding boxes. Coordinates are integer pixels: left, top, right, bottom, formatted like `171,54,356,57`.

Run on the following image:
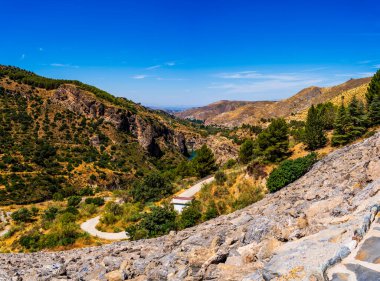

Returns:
372,64,380,69
156,77,186,81
216,71,302,81
166,61,176,66
39,47,44,52
131,75,148,79
146,65,161,70
20,54,26,60
50,63,79,68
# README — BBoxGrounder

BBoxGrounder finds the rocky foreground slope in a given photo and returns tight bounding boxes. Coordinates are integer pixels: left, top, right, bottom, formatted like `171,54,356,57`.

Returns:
1,133,380,280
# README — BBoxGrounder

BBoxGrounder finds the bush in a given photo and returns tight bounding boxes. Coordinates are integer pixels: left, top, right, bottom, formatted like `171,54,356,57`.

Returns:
203,201,218,220
178,201,202,229
215,171,227,185
130,173,173,203
85,197,105,206
223,159,237,169
67,196,82,207
43,206,59,221
11,208,33,222
267,153,317,192
127,205,177,240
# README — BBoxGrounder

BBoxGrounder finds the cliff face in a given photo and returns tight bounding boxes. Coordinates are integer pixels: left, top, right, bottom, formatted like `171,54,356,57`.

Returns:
52,84,188,157
2,132,379,280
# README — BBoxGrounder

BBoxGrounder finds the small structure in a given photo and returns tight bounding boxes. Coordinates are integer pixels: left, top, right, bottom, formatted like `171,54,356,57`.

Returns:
171,196,193,213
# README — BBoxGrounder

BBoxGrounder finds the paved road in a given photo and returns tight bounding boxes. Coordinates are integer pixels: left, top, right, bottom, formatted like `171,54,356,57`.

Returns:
177,176,215,198
80,216,128,240
328,213,380,281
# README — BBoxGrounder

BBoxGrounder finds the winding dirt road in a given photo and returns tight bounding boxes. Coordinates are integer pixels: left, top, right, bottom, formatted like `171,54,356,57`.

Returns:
80,216,128,240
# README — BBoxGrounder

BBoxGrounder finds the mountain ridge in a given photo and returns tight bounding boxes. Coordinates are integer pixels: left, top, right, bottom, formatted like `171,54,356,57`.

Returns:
176,77,372,127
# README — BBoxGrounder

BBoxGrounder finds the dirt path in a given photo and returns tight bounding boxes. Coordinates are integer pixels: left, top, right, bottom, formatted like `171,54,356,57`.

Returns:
80,216,128,240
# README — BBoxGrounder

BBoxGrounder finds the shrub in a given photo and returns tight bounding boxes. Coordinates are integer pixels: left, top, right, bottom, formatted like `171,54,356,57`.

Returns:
267,153,317,192
203,201,218,220
67,196,82,207
130,173,173,203
178,200,202,229
127,205,177,240
43,206,59,221
215,171,227,185
224,159,237,169
11,208,33,222
85,197,105,206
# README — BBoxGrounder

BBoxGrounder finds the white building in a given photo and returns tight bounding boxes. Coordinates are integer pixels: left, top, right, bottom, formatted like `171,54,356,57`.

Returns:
171,196,194,213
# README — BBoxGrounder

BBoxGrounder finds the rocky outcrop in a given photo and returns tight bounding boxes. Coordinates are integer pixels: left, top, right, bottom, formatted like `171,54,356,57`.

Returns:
1,133,380,280
51,85,188,157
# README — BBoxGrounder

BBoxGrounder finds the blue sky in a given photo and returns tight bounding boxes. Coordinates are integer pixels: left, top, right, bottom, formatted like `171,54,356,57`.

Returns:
2,0,380,107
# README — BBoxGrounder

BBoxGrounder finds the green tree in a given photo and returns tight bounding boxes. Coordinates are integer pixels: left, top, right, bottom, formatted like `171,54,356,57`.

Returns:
304,105,327,150
192,145,217,177
317,102,336,130
127,205,177,239
347,96,367,139
178,200,202,229
239,139,254,164
331,101,350,146
366,69,380,109
130,173,173,203
254,118,290,162
369,93,380,125
366,70,380,125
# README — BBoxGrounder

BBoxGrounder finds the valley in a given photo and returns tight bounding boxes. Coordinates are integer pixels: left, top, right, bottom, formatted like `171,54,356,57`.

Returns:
1,66,380,281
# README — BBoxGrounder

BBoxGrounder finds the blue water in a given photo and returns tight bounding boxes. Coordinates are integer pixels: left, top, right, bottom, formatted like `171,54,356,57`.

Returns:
188,151,196,160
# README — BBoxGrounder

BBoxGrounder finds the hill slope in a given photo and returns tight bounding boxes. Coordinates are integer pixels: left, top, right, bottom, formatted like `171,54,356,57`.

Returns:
0,66,200,205
1,129,379,280
176,77,371,127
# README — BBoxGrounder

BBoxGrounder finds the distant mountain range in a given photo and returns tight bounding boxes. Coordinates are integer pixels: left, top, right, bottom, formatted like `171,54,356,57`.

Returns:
175,77,371,127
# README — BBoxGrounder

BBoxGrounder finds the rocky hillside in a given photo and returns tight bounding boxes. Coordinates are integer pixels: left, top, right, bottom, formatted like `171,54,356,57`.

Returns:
1,130,379,280
175,100,263,122
176,78,371,127
0,66,206,205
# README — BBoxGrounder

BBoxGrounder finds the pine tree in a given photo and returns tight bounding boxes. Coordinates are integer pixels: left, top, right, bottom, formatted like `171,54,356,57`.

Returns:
316,102,336,130
192,144,217,177
331,100,350,146
239,139,254,164
304,105,326,150
254,118,289,162
369,94,380,125
366,69,380,108
347,96,367,139
366,69,380,125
